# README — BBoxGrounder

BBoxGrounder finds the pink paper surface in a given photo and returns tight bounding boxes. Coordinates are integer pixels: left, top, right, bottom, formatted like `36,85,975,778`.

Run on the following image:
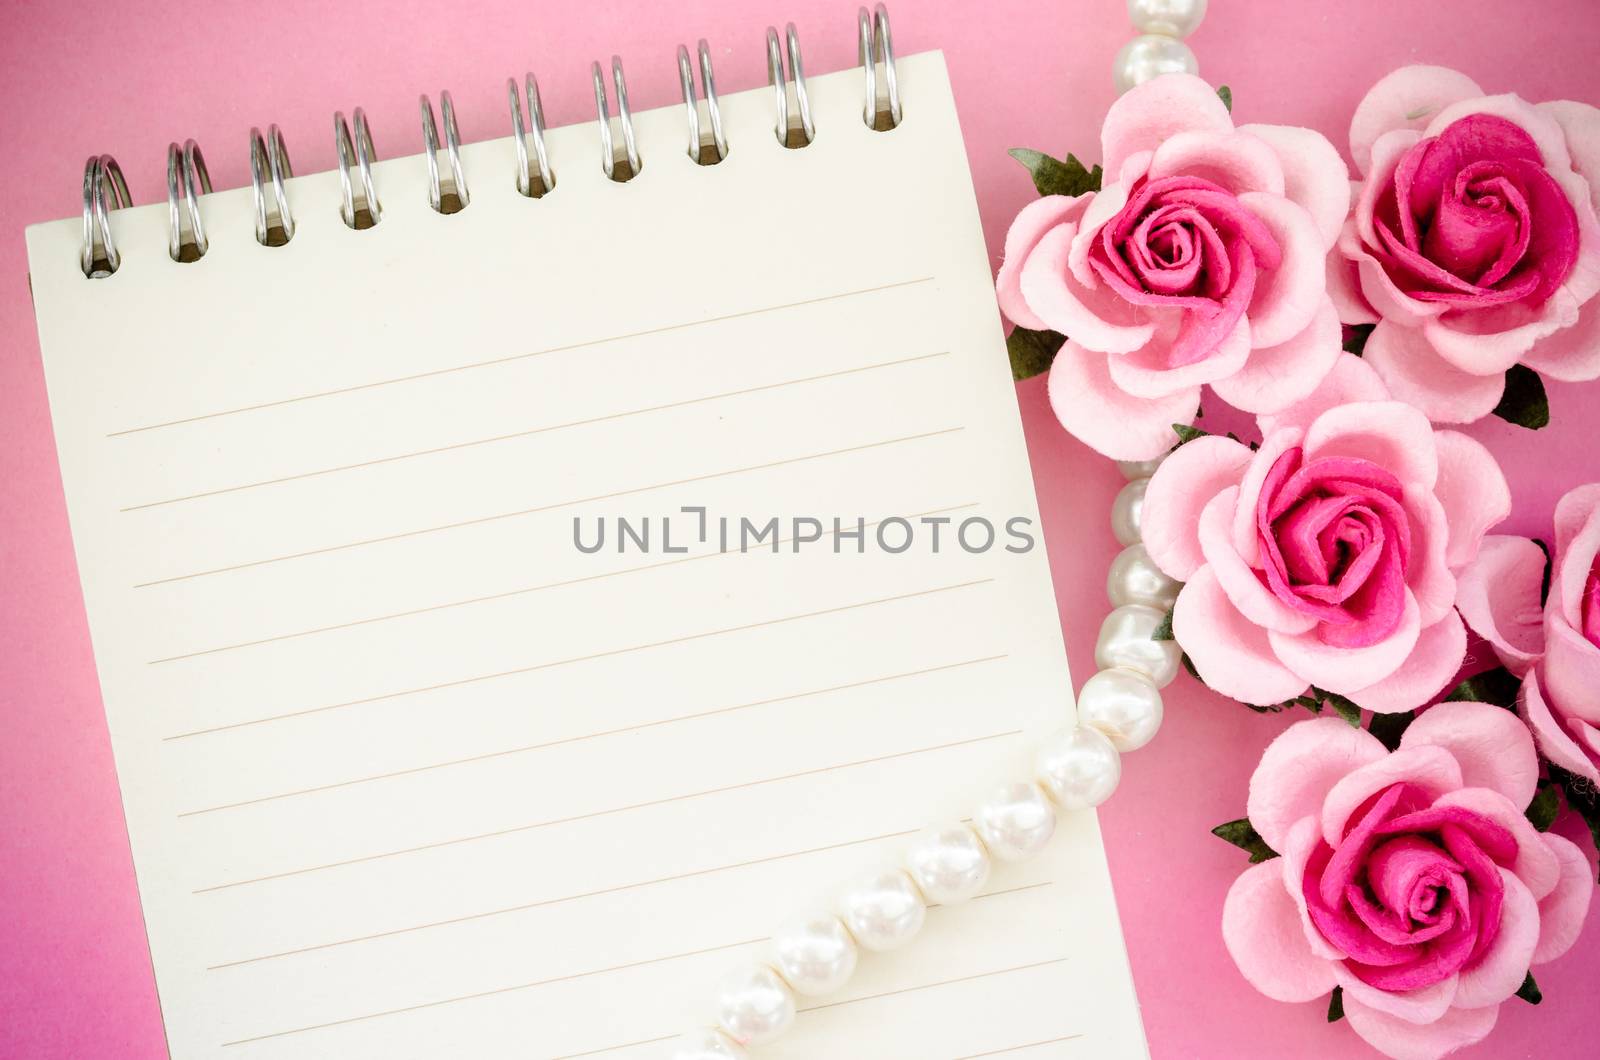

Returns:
2,2,1598,1057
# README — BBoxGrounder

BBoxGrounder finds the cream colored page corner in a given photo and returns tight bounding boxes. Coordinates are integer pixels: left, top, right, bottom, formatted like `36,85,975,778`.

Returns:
26,53,1147,1059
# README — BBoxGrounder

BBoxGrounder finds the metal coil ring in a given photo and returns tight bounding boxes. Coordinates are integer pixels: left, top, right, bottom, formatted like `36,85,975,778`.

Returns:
860,3,902,130
80,155,131,278
166,139,213,262
593,56,641,181
249,124,296,246
678,39,728,164
335,108,382,229
508,74,555,197
766,23,815,148
421,92,470,213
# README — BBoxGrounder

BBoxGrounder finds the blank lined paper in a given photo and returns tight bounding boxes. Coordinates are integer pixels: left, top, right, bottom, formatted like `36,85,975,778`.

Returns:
26,53,1148,1059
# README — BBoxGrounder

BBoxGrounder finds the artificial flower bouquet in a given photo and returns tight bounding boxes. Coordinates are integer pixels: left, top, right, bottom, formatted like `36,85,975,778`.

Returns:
997,64,1600,1060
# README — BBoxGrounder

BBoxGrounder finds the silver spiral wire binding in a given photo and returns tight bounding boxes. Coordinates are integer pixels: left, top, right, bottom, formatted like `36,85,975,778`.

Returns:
766,23,814,147
421,92,470,213
80,155,131,278
335,108,382,229
678,39,728,165
508,74,555,197
166,139,213,262
593,56,641,181
249,124,296,246
859,3,902,130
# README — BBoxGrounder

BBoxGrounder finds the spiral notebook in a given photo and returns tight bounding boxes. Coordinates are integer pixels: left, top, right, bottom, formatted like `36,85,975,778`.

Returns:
24,18,1146,1060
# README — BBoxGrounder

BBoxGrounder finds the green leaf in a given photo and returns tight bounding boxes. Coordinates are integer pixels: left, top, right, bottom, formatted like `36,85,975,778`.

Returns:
1445,667,1521,709
1314,688,1363,727
1515,971,1542,1005
1533,538,1552,607
1212,818,1279,863
1550,765,1600,880
1492,364,1550,429
1007,148,1104,198
1171,423,1208,447
1152,607,1174,641
1327,986,1344,1023
1525,781,1560,832
1181,652,1200,680
1006,326,1066,380
1217,85,1233,113
1367,710,1414,751
1342,323,1375,356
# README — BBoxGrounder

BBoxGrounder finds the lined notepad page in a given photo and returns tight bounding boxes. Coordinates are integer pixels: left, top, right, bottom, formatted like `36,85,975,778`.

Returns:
27,53,1146,1059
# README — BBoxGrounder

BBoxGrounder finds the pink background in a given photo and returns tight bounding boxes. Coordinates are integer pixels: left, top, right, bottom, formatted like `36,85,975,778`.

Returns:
3,1,1599,1056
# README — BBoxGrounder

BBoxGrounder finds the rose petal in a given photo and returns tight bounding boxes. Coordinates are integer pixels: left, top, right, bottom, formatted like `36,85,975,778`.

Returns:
1347,611,1468,715
1520,668,1600,785
1045,340,1202,461
1142,435,1254,580
1238,191,1327,348
1430,432,1512,569
1211,298,1343,415
1542,619,1600,728
1344,993,1497,1060
1303,401,1439,491
1422,288,1581,376
1239,124,1352,250
1554,483,1600,558
1430,788,1561,900
1452,868,1539,1009
1232,426,1304,566
1333,965,1459,1027
1101,73,1236,177
1172,566,1310,705
1248,719,1387,854
1020,224,1158,354
1257,352,1390,436
1147,129,1286,196
1423,93,1576,182
1107,315,1254,397
1552,487,1600,629
1271,589,1424,696
996,194,1090,330
1362,320,1508,425
1200,487,1319,634
1455,536,1549,676
1532,832,1596,964
1400,701,1539,810
1328,239,1381,325
1279,817,1349,961
1521,294,1600,383
1404,489,1458,627
1348,66,1486,178
1321,745,1464,849
1221,857,1339,1003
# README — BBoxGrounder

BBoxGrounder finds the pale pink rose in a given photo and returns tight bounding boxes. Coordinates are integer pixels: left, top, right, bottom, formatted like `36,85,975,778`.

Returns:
1331,66,1600,423
996,74,1350,460
1457,484,1600,784
1142,356,1510,712
1224,706,1594,1060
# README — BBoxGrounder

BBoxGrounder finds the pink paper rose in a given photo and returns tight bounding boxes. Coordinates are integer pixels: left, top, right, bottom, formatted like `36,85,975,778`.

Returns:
1224,706,1593,1060
1331,66,1600,422
997,74,1350,460
1142,355,1510,712
1457,484,1600,783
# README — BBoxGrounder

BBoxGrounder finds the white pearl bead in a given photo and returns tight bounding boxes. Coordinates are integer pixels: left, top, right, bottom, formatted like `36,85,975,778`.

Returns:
974,781,1057,861
1107,542,1181,611
669,1028,749,1060
905,823,991,905
771,913,858,997
1036,725,1122,810
1094,604,1182,688
1116,455,1164,480
1077,667,1165,751
838,869,926,952
1111,478,1149,546
1126,0,1207,38
714,964,795,1046
1113,34,1199,94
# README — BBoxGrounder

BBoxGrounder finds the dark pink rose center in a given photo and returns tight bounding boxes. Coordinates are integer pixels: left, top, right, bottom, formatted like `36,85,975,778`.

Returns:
1255,447,1410,648
1303,783,1516,991
1583,556,1600,650
1372,113,1579,311
1091,175,1282,368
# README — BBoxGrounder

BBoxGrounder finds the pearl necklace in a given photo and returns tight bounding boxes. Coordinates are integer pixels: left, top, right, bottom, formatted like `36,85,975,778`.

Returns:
671,4,1204,1054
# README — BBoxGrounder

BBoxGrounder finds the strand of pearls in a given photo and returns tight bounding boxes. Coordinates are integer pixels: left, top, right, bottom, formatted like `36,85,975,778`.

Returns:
670,459,1179,1059
1113,0,1206,93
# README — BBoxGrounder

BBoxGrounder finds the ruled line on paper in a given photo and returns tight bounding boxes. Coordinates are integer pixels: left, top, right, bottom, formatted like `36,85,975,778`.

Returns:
950,1034,1087,1059
179,655,1007,817
133,426,966,588
164,578,993,740
207,827,922,970
223,885,1052,1050
192,728,1022,894
109,276,937,437
119,352,951,512
149,503,980,665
